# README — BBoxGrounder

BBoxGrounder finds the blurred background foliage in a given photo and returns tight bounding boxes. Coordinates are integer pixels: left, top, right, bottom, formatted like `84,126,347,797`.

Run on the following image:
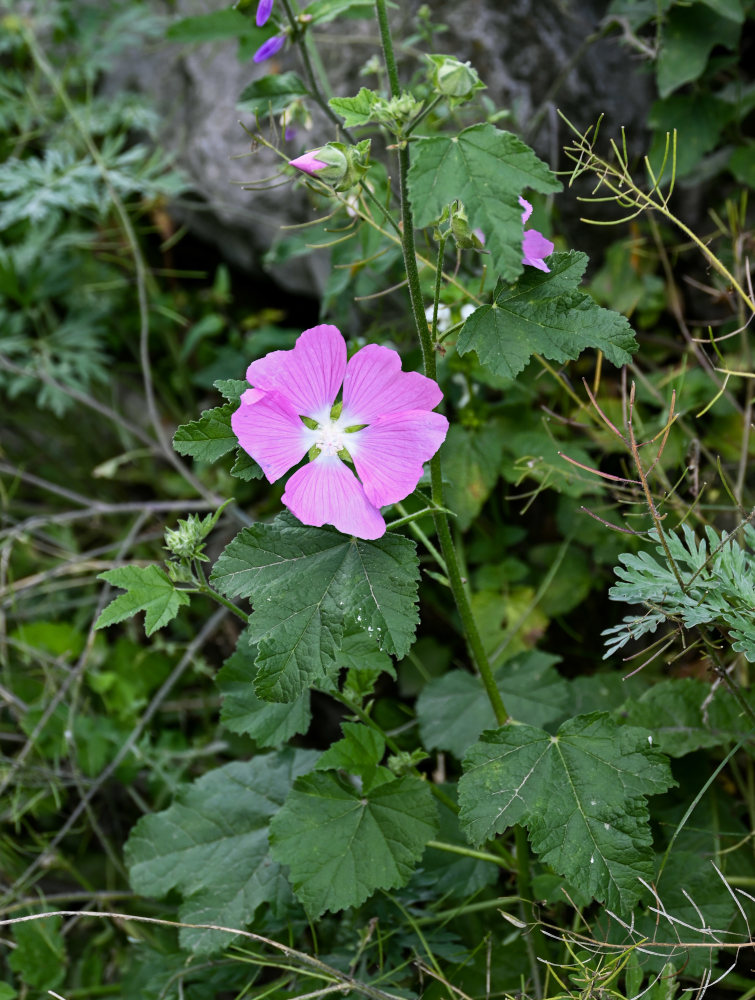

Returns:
1,0,754,997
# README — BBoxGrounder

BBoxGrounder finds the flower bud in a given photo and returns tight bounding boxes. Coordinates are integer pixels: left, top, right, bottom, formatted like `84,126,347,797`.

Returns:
289,139,370,192
426,54,484,101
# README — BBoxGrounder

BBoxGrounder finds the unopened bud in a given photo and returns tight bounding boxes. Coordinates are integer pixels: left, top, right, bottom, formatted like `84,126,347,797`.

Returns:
426,54,484,101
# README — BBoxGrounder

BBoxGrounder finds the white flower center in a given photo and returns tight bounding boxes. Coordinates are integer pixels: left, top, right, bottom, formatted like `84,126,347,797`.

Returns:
314,418,348,456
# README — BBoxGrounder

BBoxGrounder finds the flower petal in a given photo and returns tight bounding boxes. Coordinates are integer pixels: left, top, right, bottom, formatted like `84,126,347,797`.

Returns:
518,196,533,225
522,229,554,272
349,410,449,508
341,344,443,425
246,324,347,423
282,454,386,539
231,388,312,483
256,0,274,26
253,34,285,63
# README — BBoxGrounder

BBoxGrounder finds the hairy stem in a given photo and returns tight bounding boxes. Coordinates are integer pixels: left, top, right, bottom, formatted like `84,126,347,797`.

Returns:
373,0,507,726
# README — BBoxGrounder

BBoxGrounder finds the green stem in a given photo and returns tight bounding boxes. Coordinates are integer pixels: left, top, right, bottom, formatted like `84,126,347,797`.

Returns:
374,0,507,727
374,0,400,98
405,94,443,136
426,840,510,870
279,0,353,138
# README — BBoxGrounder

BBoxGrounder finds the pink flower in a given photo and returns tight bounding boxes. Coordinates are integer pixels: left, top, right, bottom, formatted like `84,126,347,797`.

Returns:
232,325,449,539
518,196,554,273
256,0,274,26
288,150,329,175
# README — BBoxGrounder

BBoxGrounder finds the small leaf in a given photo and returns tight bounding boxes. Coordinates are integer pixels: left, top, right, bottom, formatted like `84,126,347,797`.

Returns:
217,636,311,747
408,124,560,281
95,565,189,637
173,403,237,462
230,447,264,480
213,377,248,402
238,72,309,116
457,251,637,379
458,712,675,912
315,721,387,790
210,514,419,701
125,749,318,953
269,770,437,916
329,87,380,127
8,913,65,991
166,9,258,42
441,421,507,530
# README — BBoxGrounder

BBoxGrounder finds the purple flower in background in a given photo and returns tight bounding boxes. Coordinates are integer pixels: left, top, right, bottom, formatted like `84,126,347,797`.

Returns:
232,325,449,539
518,196,554,273
253,34,284,63
256,0,274,26
289,150,329,175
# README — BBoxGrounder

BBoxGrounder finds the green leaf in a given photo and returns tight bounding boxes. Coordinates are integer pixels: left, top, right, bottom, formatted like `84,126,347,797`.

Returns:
618,678,755,757
217,635,311,747
173,404,237,463
458,713,675,912
210,513,419,701
315,721,388,791
95,565,189,637
8,913,65,991
336,628,397,700
329,87,380,127
408,124,560,281
125,749,318,954
648,94,732,177
417,651,569,759
456,252,637,379
230,447,264,480
213,377,248,402
440,421,507,530
303,0,383,23
657,3,741,97
238,72,309,116
269,770,437,915
166,9,257,42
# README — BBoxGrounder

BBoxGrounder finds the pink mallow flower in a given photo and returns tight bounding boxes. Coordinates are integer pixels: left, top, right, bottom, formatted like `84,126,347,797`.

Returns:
518,196,554,273
232,325,449,539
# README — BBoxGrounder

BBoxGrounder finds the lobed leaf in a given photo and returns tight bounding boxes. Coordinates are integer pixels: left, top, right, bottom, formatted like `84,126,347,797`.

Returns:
210,514,419,701
95,565,189,636
269,770,437,916
458,712,675,912
457,252,637,379
125,749,318,953
408,123,560,281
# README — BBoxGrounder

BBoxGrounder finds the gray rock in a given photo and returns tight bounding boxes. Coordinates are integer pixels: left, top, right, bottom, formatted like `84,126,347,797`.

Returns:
106,0,653,294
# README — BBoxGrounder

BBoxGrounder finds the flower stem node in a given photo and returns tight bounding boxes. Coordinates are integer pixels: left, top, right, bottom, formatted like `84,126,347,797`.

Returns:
426,54,485,103
289,140,371,192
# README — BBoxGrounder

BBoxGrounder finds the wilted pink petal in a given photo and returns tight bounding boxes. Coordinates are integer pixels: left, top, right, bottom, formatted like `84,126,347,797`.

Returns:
289,150,329,175
231,388,312,482
341,344,442,424
234,325,447,539
283,454,386,538
518,196,533,225
253,34,284,63
350,410,449,508
522,229,554,272
256,0,274,26
246,324,346,424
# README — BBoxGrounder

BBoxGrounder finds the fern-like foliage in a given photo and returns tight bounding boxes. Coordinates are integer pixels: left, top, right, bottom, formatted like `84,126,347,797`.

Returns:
603,523,755,661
